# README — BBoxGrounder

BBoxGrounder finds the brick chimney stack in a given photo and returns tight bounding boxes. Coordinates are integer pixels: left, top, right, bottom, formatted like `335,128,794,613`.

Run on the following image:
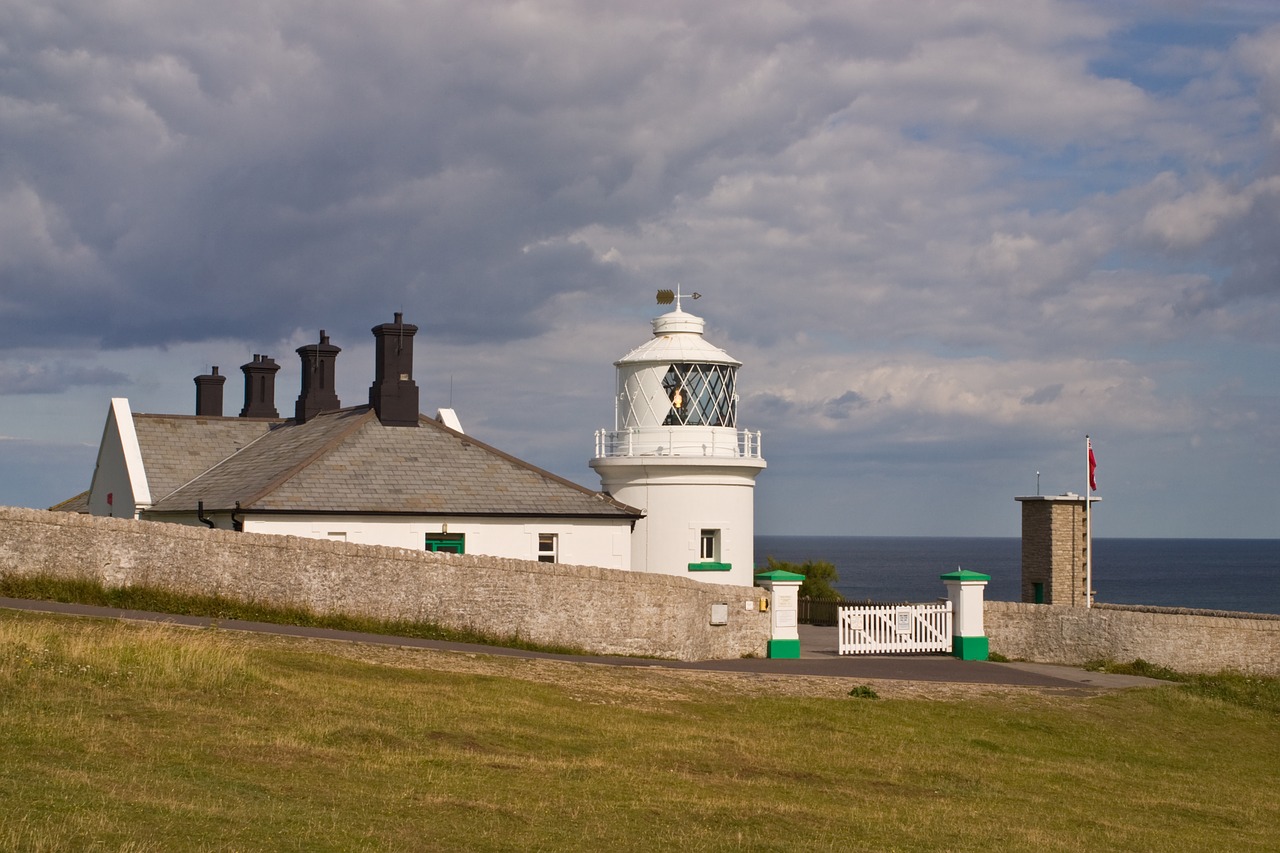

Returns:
295,330,342,423
368,312,420,427
239,354,281,419
194,366,226,417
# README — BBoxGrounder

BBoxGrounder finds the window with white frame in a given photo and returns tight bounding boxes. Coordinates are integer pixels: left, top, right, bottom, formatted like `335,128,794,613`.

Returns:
700,529,719,561
538,533,558,563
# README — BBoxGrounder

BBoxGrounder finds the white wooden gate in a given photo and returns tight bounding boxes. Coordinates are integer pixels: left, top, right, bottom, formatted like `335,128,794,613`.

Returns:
838,601,953,655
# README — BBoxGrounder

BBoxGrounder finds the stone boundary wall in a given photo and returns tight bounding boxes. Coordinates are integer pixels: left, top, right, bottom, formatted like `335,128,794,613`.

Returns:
986,600,1280,676
0,507,771,661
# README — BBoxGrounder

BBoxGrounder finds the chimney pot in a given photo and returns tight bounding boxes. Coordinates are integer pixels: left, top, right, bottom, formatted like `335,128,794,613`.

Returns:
295,330,342,423
240,354,280,418
195,365,227,417
369,312,420,427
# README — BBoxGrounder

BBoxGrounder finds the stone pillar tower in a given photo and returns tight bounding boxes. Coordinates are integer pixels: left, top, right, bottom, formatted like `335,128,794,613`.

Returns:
590,294,766,588
1014,494,1097,606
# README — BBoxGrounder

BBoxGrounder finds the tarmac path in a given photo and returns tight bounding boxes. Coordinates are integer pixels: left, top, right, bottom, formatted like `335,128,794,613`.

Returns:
1,597,1166,691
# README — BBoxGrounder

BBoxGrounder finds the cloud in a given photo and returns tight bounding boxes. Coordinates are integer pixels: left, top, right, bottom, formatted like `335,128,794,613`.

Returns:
743,349,1188,439
0,360,129,395
1,1,1277,535
0,0,1170,356
1141,175,1280,249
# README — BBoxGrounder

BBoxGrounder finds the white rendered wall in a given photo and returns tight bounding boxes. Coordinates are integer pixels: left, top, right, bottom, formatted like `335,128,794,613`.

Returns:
88,399,150,519
592,457,764,588
232,515,633,569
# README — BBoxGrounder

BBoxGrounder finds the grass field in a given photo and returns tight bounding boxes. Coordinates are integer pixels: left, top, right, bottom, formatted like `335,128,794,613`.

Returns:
2,609,1278,852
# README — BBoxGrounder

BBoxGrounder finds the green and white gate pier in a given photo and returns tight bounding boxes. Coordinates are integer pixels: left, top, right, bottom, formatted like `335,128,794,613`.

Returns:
754,569,804,659
940,569,991,660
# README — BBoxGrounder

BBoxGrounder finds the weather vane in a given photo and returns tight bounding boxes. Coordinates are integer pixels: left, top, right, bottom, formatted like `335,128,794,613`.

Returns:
656,284,701,309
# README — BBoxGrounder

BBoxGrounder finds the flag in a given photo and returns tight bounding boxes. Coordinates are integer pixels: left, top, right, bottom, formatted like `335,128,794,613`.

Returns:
1088,439,1097,492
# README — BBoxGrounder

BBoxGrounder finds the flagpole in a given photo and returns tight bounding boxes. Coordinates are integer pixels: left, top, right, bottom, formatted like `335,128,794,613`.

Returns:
1085,434,1093,609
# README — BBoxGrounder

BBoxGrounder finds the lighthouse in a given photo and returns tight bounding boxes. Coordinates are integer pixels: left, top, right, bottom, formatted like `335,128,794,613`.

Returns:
590,293,766,588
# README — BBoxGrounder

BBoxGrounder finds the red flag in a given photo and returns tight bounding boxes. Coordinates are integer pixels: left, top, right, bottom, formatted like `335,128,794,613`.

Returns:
1088,440,1097,492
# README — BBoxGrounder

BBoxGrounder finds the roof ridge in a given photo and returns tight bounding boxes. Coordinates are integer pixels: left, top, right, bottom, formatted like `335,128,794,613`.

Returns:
133,412,285,423
237,409,378,508
47,490,89,512
416,414,642,515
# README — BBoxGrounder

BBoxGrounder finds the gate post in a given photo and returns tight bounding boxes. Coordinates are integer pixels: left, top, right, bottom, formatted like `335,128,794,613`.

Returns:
754,569,804,659
940,569,990,660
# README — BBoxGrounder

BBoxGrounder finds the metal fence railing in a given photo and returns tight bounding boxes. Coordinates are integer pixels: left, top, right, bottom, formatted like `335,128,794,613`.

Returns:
798,596,913,626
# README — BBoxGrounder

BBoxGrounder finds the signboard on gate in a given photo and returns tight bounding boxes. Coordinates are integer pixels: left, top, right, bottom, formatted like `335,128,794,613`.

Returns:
895,608,913,636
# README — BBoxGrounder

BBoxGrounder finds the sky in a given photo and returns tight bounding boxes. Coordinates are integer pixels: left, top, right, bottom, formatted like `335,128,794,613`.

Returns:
2,0,1278,539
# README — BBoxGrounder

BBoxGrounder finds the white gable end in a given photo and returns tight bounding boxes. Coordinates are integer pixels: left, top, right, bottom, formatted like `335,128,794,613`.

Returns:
88,398,151,518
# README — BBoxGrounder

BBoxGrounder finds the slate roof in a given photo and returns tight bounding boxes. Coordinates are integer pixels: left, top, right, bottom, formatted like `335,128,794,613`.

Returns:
132,414,280,503
147,406,640,519
48,490,90,513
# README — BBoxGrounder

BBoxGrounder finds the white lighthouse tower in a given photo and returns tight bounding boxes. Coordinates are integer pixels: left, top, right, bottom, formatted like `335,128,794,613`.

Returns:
591,292,766,588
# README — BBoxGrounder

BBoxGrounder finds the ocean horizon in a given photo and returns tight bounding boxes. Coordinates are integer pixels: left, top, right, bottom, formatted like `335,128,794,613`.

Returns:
754,535,1280,616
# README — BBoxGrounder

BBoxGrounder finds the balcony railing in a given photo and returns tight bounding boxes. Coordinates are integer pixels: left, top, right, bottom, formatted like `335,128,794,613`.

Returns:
594,428,762,459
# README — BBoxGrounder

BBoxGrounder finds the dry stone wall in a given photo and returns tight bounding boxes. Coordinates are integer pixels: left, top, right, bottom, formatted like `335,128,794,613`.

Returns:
986,600,1280,676
0,507,770,661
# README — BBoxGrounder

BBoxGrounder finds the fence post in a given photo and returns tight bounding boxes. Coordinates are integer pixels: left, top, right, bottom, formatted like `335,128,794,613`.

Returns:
940,569,990,660
754,569,804,659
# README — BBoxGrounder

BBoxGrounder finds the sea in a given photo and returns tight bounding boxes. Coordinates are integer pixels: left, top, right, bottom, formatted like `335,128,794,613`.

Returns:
754,536,1280,616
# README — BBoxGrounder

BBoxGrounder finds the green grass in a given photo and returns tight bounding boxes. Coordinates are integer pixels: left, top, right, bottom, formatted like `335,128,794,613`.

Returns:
0,574,591,656
1084,657,1280,715
2,611,1278,852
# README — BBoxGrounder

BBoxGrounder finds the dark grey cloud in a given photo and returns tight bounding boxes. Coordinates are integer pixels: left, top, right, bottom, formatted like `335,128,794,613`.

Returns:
0,2,706,351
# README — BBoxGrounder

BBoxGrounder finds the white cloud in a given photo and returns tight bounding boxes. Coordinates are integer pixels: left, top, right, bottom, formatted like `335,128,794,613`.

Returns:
1141,174,1280,248
743,348,1187,437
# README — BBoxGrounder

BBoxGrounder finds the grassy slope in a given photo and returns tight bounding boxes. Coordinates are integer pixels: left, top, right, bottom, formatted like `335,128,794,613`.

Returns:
2,611,1277,852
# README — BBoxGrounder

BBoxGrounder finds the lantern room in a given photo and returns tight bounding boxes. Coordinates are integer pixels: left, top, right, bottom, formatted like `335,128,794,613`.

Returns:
597,299,759,460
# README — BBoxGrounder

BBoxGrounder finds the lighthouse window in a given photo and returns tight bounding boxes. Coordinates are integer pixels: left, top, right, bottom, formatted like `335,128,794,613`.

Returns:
662,363,737,427
689,529,730,572
700,529,719,561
